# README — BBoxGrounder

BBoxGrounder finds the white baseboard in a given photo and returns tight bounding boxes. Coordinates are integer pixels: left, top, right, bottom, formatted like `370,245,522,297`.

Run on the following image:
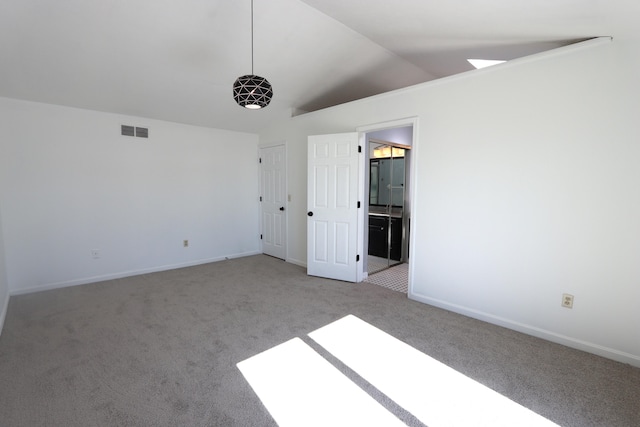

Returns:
408,291,640,368
286,257,307,268
9,250,262,296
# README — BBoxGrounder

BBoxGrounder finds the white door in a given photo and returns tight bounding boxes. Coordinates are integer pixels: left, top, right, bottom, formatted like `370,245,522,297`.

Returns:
307,133,360,282
261,145,286,260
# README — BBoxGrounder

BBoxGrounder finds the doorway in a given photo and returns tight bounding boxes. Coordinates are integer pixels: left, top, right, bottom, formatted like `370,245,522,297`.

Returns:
359,120,415,293
367,140,410,275
304,119,416,288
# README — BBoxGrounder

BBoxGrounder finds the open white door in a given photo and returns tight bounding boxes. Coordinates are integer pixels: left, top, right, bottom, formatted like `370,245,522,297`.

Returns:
307,133,360,282
261,145,286,260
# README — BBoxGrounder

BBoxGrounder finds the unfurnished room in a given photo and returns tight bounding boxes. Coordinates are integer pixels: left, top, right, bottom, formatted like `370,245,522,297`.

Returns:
0,1,639,426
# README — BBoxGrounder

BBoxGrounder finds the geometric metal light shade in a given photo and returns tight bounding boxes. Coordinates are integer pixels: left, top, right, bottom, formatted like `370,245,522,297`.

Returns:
233,0,273,109
233,74,273,109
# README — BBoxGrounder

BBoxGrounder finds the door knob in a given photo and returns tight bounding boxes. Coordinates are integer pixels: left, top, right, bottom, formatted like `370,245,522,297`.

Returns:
279,206,285,211
307,211,313,216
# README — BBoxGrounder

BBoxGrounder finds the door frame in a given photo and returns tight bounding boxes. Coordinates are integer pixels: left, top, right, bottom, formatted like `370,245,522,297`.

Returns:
356,117,418,286
259,142,288,261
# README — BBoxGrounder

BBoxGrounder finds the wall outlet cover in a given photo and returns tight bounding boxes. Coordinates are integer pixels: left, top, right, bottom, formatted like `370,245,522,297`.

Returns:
562,293,574,308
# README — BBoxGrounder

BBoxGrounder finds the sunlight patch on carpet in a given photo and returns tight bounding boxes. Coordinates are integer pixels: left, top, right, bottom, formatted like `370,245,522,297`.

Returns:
237,337,407,427
309,315,559,427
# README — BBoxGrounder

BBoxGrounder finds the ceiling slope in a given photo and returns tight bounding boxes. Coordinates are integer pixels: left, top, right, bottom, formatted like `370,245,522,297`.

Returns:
0,0,617,133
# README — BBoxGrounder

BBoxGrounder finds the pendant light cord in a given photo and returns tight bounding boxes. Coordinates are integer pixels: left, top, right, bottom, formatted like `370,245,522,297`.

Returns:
251,0,254,74
233,0,272,109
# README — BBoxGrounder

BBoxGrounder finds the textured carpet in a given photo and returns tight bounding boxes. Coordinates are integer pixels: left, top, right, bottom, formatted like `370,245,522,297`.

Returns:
0,255,638,426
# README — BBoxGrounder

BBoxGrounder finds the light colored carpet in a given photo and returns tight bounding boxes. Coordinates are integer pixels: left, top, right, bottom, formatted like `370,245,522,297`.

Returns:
0,255,638,426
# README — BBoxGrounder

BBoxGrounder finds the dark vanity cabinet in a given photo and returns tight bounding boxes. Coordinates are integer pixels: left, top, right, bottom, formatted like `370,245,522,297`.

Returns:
368,215,402,261
368,216,387,258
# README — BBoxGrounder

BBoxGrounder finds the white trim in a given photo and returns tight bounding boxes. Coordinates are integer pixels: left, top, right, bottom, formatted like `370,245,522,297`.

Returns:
286,257,306,268
284,144,289,262
356,132,366,283
408,292,640,368
407,123,420,298
357,117,419,134
356,117,419,285
9,250,261,296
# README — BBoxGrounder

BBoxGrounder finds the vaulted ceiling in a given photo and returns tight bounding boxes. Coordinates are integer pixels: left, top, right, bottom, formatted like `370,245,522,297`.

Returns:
0,0,620,133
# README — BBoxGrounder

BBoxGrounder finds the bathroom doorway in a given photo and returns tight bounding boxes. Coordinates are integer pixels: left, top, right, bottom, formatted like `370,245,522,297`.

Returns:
367,140,409,274
360,121,414,293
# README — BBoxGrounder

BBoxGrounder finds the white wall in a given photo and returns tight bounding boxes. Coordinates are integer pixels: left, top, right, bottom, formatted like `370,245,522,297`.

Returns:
260,37,640,367
0,97,260,295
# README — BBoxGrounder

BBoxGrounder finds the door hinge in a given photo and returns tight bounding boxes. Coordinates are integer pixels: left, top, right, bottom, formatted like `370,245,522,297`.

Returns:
260,196,263,202
358,145,362,153
356,254,360,262
260,234,263,239
259,157,262,163
357,201,361,208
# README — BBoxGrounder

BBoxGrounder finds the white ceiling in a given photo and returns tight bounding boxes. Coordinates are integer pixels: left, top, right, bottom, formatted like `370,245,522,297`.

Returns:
0,0,622,133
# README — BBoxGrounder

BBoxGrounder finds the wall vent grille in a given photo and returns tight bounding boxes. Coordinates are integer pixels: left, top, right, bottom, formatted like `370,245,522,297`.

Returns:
121,125,149,138
135,127,149,138
121,125,135,137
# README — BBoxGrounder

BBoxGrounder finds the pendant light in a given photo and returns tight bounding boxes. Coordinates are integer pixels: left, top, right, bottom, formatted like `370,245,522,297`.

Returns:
233,0,273,109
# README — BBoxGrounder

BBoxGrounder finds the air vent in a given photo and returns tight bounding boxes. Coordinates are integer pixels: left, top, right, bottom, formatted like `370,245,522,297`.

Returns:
121,125,135,137
135,127,149,138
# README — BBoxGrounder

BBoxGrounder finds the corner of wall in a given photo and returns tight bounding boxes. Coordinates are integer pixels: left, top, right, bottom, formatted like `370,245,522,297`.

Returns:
0,213,8,336
0,150,11,335
0,293,8,337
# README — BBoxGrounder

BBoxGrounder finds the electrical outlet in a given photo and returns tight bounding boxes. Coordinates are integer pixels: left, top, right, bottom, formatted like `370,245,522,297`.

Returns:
561,293,574,309
183,240,189,248
91,249,100,259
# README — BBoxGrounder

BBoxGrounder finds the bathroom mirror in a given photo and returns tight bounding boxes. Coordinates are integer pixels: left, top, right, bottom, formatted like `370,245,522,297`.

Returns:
369,148,405,207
